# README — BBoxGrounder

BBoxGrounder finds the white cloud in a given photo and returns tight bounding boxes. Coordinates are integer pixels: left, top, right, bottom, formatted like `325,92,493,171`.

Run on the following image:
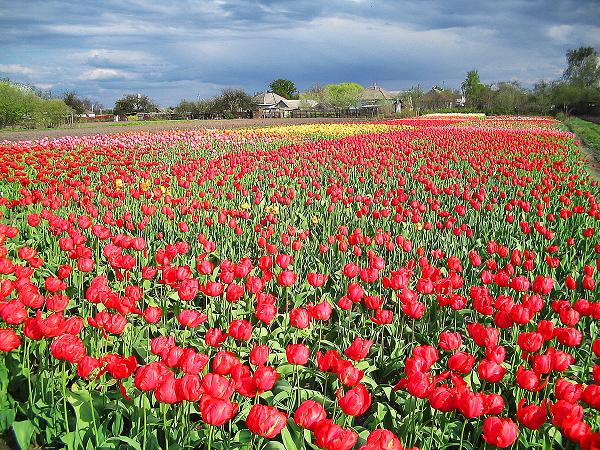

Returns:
0,64,35,75
547,24,573,42
76,49,162,65
79,68,132,80
33,83,55,90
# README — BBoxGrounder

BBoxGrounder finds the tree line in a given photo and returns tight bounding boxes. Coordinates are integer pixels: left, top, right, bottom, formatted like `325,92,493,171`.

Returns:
0,46,598,129
458,47,600,116
0,80,71,129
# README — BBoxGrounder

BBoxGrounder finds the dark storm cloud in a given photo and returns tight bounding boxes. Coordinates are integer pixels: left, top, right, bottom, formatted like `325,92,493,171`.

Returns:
1,0,599,106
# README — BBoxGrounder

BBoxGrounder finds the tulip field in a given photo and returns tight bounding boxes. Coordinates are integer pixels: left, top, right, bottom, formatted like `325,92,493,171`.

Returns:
1,115,600,450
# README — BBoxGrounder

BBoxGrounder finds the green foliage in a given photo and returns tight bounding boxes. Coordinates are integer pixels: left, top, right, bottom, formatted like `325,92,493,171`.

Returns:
113,94,159,116
565,117,600,156
323,82,364,109
492,81,527,114
0,80,70,128
63,91,86,115
300,82,364,109
563,46,600,88
299,84,326,108
461,70,488,109
212,89,257,113
12,420,34,450
269,79,298,99
457,47,600,116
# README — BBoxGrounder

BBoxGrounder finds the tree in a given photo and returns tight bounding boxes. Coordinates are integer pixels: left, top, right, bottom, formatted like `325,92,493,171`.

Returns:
299,84,327,107
563,46,600,88
419,86,458,111
212,89,257,115
269,79,298,99
491,81,526,114
0,80,69,128
461,70,488,109
174,100,197,117
551,46,600,115
525,81,554,115
63,91,86,114
324,82,364,109
113,94,158,116
403,86,425,113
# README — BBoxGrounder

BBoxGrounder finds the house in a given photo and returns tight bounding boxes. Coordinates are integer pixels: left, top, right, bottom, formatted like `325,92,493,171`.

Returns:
253,92,286,117
359,83,403,115
253,92,316,118
420,86,456,110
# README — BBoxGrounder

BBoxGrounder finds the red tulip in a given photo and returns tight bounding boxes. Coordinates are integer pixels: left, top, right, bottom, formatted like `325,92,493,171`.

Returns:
428,385,456,412
517,399,546,430
582,384,600,410
211,350,240,375
517,331,543,353
313,419,358,450
104,354,137,379
482,416,518,448
50,334,86,363
77,356,102,379
0,328,21,352
200,395,238,426
294,400,327,430
344,337,373,361
250,344,270,366
201,373,235,399
316,349,343,373
448,351,476,373
438,331,462,351
205,328,228,347
143,306,162,324
176,374,202,402
290,308,311,329
277,270,297,287
308,273,328,287
337,384,371,416
309,301,332,321
478,359,506,383
457,390,485,418
246,404,287,438
337,361,364,386
286,343,310,365
228,319,252,341
135,362,170,391
249,365,277,393
154,373,180,404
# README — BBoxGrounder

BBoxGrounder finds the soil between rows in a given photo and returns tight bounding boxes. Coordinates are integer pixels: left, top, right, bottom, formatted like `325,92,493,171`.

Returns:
0,117,368,142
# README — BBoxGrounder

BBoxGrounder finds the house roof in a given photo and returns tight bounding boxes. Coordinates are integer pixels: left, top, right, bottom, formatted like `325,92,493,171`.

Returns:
253,92,286,107
276,99,301,110
361,83,395,101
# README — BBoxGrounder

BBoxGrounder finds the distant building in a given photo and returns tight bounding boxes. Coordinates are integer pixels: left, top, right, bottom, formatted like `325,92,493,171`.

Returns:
253,92,313,117
420,86,456,110
360,83,403,114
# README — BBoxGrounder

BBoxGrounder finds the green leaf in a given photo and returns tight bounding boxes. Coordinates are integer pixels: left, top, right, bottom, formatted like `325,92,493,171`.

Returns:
281,423,300,450
12,420,35,450
263,442,287,450
103,435,143,450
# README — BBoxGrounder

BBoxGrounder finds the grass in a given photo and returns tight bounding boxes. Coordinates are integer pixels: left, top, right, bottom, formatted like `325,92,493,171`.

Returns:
564,117,600,155
0,118,206,133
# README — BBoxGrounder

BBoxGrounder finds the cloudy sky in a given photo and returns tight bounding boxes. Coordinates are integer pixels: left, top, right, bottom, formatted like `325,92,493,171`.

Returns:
1,0,599,107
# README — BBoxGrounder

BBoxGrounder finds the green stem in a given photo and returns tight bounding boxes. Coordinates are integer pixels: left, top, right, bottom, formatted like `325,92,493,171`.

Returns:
62,361,70,434
142,395,147,450
207,425,214,450
459,419,468,450
163,404,169,450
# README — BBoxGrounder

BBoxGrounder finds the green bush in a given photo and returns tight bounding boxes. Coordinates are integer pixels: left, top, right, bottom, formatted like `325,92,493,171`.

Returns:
0,81,70,129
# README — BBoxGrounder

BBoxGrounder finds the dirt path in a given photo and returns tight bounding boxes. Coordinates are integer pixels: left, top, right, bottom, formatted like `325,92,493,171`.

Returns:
0,117,368,142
